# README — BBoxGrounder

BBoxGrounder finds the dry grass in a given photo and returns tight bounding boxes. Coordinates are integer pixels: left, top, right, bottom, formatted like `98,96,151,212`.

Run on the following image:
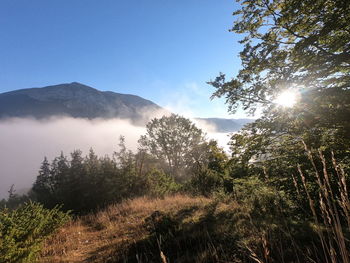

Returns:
39,194,211,263
297,142,350,263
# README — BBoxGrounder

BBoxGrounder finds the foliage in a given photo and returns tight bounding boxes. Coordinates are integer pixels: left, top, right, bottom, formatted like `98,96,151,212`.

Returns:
32,139,149,214
209,0,350,199
188,169,226,197
209,0,350,201
209,1,350,236
208,0,350,209
233,176,293,218
145,169,180,198
0,185,32,210
27,112,235,214
0,202,69,263
211,9,350,250
30,116,230,213
186,140,231,197
140,114,206,181
210,0,350,114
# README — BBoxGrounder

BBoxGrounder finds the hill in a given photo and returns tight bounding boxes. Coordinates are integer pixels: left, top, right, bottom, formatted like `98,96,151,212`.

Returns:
0,82,253,131
0,82,161,123
196,117,252,132
39,195,243,263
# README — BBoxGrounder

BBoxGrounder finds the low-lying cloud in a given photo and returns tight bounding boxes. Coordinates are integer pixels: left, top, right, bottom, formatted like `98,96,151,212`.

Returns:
0,117,145,199
0,116,231,199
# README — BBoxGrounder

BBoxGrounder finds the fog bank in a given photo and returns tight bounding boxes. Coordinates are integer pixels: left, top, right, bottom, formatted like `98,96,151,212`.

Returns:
0,117,145,198
0,117,230,199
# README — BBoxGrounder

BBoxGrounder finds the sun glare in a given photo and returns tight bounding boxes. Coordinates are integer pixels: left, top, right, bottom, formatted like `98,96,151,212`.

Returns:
274,90,298,107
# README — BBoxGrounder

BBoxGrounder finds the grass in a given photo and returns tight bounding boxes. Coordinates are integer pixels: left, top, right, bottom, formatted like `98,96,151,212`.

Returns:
39,157,350,263
39,195,217,263
38,193,308,262
297,143,350,263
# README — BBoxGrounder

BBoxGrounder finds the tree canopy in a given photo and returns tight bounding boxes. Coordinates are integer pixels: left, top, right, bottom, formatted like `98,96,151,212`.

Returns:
140,114,206,181
210,0,350,114
208,0,350,217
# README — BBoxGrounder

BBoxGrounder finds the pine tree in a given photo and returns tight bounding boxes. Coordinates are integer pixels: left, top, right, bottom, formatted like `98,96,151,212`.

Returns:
32,157,55,207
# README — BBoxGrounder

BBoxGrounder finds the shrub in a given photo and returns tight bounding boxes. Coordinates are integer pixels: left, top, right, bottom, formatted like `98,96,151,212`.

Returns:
146,169,180,197
188,169,226,197
0,202,70,263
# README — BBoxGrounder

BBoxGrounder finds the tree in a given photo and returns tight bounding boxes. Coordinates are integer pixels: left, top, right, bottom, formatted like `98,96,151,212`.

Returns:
210,0,350,114
67,150,86,211
209,0,350,177
32,157,54,207
140,114,206,181
188,140,231,196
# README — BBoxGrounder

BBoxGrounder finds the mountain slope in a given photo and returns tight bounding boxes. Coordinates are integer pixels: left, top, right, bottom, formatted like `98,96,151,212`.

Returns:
0,82,254,131
0,82,161,122
196,117,253,132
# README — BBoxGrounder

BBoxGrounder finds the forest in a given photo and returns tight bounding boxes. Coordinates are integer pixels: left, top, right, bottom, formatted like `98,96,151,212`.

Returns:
1,0,350,262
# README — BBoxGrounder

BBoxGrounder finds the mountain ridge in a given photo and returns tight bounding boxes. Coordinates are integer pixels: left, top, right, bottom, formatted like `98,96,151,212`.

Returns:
0,82,161,123
0,82,253,131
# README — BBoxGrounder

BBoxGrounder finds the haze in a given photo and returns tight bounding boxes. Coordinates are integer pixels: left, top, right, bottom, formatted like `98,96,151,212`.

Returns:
0,116,230,199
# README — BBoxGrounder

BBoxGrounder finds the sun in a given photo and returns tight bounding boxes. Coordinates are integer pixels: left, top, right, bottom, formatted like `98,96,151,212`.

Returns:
274,90,298,107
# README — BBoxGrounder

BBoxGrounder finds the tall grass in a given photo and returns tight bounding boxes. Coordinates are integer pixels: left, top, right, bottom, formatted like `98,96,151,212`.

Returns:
297,141,350,263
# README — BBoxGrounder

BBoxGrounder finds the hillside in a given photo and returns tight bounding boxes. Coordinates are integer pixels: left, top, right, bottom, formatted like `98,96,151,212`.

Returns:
39,195,244,263
0,82,161,123
196,118,252,133
0,83,253,131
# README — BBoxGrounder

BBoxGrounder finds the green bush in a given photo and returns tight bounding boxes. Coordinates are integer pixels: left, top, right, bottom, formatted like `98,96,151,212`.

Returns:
231,176,321,262
233,176,292,212
146,169,180,197
0,202,70,263
188,169,227,197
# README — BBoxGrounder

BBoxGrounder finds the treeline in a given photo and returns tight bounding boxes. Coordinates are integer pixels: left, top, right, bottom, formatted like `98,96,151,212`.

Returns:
32,142,178,213
1,114,230,214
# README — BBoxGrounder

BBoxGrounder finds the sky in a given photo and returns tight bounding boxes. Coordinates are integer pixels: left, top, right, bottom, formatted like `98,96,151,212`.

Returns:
0,0,248,118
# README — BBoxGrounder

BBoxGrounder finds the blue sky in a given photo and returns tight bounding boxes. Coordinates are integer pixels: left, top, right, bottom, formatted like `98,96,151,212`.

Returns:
0,0,247,118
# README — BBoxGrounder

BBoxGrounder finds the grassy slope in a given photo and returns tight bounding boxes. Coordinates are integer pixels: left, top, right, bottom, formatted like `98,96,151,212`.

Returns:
41,195,244,263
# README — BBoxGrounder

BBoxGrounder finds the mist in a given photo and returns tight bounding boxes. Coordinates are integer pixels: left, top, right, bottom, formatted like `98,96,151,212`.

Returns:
0,117,146,199
0,116,230,199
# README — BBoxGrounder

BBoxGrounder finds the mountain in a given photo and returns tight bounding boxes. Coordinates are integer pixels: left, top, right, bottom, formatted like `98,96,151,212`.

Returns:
0,82,254,131
0,82,162,123
196,118,253,133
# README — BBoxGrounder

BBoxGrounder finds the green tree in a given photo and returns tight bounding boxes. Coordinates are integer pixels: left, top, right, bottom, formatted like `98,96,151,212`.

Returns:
209,0,350,181
210,0,350,114
141,114,206,181
32,157,56,208
50,152,70,205
67,150,86,211
0,185,31,210
188,140,230,196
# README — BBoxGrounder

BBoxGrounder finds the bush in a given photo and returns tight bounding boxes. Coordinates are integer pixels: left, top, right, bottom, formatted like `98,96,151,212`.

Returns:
233,176,293,214
146,169,180,197
231,176,320,262
187,167,233,197
0,202,70,263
